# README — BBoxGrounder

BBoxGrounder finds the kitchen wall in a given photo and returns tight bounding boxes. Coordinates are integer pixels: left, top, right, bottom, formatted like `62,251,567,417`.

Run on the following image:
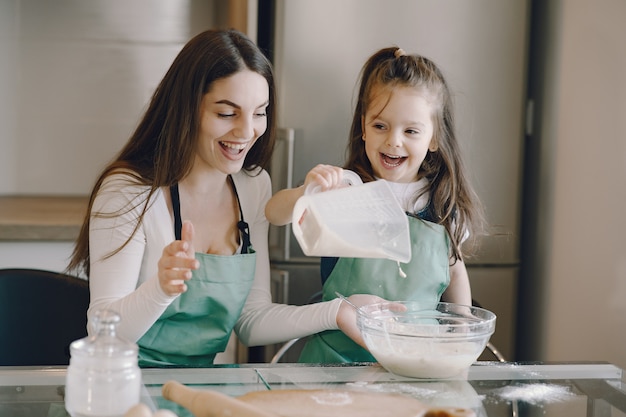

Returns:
0,0,241,196
519,0,626,369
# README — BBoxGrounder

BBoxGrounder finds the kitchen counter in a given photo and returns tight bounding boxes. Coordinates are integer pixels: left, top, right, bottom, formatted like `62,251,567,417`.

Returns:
1,362,625,416
0,196,88,241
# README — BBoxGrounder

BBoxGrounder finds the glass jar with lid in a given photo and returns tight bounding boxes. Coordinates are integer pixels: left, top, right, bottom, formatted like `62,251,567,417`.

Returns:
65,309,141,417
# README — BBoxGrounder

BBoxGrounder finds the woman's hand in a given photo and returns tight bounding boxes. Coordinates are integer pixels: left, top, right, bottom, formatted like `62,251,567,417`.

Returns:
303,164,347,193
157,220,199,296
336,294,388,349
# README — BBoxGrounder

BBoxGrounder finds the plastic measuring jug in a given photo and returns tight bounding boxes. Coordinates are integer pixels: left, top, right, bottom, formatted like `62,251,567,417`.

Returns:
292,178,411,263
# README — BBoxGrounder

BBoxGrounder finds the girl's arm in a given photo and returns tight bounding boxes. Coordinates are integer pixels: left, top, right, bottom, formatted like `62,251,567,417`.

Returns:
265,164,347,226
441,259,472,306
265,185,306,226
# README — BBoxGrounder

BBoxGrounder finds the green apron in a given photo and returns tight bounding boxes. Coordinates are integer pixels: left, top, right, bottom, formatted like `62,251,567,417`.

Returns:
137,177,256,367
298,216,450,363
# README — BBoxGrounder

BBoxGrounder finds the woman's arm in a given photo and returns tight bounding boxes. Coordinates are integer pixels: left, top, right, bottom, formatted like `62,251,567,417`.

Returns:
236,169,386,347
87,175,178,341
235,170,344,345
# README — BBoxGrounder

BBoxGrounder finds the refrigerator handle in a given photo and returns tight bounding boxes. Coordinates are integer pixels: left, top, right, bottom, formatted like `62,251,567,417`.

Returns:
270,268,290,304
269,127,295,261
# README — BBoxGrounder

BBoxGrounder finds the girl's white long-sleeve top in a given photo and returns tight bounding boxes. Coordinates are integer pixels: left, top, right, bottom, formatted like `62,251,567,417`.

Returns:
87,169,341,346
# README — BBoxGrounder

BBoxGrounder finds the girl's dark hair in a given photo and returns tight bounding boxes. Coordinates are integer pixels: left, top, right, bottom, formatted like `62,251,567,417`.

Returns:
68,29,276,276
345,47,484,261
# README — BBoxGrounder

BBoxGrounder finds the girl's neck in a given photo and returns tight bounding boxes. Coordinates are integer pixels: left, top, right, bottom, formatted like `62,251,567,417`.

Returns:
384,178,429,213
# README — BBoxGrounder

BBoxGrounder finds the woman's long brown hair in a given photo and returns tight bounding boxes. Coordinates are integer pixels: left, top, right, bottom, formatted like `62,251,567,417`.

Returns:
67,29,276,277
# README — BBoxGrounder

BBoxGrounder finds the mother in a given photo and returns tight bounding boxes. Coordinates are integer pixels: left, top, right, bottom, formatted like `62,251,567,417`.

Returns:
68,29,372,367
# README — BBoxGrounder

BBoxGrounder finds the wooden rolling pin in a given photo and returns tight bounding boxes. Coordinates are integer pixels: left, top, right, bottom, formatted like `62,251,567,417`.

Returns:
162,380,475,417
162,380,278,417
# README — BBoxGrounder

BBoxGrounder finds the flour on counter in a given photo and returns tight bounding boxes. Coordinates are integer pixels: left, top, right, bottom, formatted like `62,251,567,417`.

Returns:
495,383,574,405
347,382,439,398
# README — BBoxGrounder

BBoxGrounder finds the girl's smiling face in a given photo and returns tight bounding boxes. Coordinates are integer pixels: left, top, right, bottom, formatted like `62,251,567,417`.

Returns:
195,69,269,175
362,85,438,183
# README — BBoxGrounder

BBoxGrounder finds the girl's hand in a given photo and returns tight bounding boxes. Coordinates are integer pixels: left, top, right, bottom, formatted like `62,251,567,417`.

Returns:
157,220,199,296
336,294,389,349
303,164,347,193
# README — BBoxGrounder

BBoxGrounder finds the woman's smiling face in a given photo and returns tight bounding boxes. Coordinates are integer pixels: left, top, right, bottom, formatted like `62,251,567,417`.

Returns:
195,69,269,175
362,85,438,183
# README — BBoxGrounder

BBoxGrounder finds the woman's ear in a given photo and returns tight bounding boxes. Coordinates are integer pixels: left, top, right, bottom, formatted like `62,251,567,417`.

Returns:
429,140,438,152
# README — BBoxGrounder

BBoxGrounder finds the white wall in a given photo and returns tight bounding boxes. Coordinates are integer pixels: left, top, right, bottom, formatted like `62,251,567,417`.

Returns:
0,0,217,195
0,0,18,191
539,0,626,369
0,242,76,273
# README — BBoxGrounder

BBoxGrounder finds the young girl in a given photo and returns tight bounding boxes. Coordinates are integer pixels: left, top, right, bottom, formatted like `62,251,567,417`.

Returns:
265,47,485,363
67,29,374,367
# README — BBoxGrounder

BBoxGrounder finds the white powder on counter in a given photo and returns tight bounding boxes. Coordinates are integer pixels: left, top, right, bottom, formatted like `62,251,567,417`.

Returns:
346,381,485,411
347,382,439,398
495,383,574,405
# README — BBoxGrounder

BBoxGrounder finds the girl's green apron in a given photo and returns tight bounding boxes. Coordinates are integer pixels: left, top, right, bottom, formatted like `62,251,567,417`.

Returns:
137,177,255,367
298,215,450,363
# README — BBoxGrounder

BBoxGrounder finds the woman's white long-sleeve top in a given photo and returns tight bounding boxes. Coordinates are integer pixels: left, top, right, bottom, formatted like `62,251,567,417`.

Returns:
87,169,341,346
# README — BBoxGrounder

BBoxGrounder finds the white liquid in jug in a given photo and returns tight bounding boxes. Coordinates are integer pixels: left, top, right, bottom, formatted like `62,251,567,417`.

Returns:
292,180,412,263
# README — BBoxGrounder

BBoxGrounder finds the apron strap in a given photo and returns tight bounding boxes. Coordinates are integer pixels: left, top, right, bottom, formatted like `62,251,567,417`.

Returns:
228,176,252,254
170,176,252,253
170,183,183,241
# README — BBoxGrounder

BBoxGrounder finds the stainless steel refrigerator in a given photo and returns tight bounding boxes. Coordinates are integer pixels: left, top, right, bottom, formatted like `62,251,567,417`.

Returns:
263,0,530,362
